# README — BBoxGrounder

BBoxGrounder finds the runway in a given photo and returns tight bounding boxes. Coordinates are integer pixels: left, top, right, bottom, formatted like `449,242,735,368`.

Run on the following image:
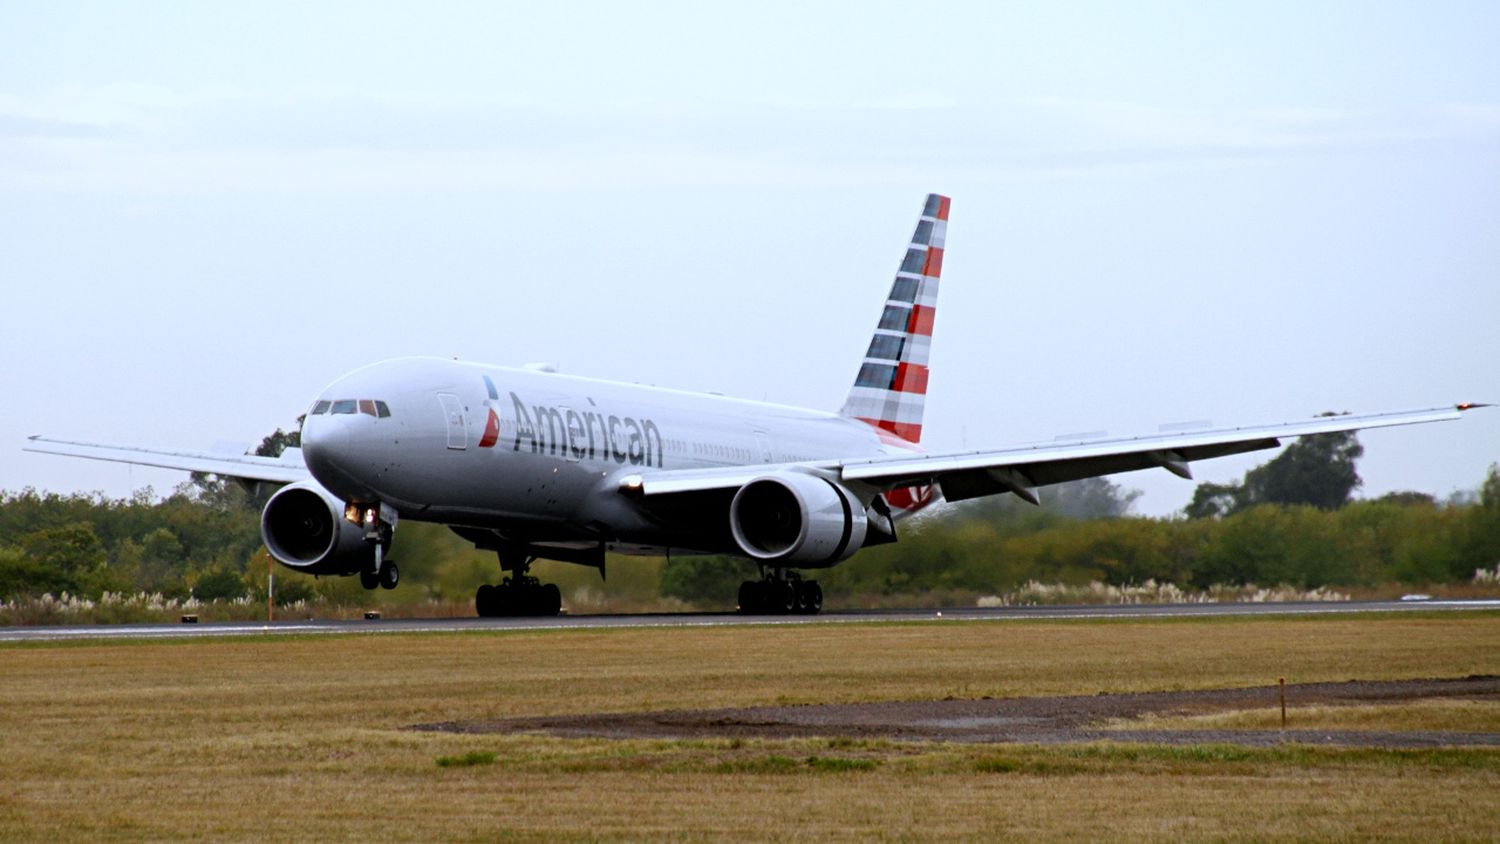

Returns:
3,598,1497,642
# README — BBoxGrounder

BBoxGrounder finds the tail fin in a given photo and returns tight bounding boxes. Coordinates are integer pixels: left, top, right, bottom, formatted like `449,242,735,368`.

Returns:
839,193,949,444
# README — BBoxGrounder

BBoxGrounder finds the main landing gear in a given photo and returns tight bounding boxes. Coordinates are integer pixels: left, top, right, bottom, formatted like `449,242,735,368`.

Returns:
475,550,563,617
738,569,822,615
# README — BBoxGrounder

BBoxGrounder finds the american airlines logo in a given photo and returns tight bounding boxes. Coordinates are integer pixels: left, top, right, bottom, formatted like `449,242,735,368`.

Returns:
505,392,665,468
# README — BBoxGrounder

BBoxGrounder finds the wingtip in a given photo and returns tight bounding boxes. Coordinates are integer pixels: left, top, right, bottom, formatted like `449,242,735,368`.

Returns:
1456,402,1493,412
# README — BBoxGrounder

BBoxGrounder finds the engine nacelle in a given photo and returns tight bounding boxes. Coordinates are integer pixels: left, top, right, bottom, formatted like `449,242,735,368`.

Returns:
729,472,867,567
260,480,375,576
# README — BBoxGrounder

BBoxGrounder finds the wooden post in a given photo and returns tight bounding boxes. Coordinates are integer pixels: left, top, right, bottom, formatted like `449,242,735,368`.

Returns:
1279,677,1287,729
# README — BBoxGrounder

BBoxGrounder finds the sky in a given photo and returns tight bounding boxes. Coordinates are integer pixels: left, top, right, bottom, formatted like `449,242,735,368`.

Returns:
2,1,1496,515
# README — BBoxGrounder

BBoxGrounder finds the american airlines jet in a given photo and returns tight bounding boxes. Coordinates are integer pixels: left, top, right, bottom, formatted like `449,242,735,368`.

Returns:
26,195,1486,616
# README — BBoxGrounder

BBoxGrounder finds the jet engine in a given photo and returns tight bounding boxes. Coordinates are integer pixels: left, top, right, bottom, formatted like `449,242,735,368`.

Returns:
729,472,867,567
260,480,377,575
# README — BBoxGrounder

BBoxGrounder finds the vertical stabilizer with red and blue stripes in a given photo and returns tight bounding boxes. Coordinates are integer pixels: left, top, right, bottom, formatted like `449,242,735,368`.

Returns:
839,193,949,447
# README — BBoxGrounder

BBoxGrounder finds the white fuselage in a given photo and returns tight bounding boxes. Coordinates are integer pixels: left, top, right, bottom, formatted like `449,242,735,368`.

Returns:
300,357,920,552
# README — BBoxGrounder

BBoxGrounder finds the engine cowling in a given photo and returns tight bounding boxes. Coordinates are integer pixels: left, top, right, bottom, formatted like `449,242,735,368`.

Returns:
729,472,867,567
260,480,375,575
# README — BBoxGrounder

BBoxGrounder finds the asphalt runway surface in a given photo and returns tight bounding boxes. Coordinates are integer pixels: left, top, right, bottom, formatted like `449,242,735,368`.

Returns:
3,598,1497,642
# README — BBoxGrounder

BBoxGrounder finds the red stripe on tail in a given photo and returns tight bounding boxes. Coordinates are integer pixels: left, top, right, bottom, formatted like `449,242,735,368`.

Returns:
923,246,944,277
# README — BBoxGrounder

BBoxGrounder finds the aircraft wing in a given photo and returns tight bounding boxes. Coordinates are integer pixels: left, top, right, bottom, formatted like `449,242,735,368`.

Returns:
23,437,311,484
635,404,1483,502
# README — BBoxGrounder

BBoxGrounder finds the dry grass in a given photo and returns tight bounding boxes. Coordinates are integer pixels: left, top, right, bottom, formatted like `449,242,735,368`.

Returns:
1115,698,1500,733
1,613,1498,841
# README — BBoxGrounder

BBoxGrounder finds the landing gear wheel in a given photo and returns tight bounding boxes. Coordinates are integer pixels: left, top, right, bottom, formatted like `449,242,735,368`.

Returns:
475,583,497,617
772,579,797,613
379,560,400,590
738,574,822,615
475,548,564,617
738,580,761,614
360,569,379,590
797,580,823,614
541,583,562,616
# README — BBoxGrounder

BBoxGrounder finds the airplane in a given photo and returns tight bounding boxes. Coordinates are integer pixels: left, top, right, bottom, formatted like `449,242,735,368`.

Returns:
25,194,1488,617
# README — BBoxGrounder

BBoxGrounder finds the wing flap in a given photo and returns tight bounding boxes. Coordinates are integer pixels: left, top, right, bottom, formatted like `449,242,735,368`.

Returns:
24,436,310,484
936,438,1281,502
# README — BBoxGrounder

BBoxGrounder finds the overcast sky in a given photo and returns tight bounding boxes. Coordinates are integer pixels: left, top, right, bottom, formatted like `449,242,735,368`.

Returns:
2,1,1496,515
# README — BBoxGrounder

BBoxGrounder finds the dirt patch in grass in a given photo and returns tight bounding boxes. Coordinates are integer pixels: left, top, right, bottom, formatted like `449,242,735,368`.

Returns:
414,675,1500,748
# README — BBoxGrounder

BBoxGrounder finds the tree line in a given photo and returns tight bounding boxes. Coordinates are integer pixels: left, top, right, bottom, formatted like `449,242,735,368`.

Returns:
3,429,1498,608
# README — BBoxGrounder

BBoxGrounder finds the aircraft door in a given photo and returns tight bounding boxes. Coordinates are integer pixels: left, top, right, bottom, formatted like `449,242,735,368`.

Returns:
754,431,773,463
438,393,467,450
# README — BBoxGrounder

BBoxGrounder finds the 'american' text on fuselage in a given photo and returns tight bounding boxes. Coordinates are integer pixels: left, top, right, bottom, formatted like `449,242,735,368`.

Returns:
508,392,664,467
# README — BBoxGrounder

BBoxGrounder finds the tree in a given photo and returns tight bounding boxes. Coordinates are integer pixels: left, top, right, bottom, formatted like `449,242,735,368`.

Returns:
192,567,246,602
189,420,304,508
16,521,130,596
136,527,187,594
0,545,73,599
1461,463,1500,576
1241,427,1363,510
1184,482,1242,520
947,477,1141,524
1185,414,1363,518
21,522,107,580
1044,477,1142,520
1374,491,1437,507
254,423,302,458
659,555,758,606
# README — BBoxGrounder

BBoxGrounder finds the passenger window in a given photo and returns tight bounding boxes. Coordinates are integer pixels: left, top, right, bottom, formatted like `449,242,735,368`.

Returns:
375,401,391,418
311,400,331,415
331,400,357,414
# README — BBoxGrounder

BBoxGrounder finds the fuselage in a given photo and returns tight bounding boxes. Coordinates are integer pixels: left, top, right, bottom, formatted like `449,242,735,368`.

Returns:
299,357,924,550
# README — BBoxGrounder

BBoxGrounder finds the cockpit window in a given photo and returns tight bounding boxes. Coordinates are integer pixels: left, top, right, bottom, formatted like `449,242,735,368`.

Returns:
324,398,390,417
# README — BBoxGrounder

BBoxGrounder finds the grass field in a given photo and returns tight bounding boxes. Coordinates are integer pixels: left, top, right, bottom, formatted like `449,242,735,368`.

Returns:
2,613,1498,841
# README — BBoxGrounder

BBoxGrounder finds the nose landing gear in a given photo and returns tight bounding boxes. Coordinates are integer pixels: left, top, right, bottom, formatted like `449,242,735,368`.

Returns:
738,569,822,615
359,517,398,590
360,560,399,590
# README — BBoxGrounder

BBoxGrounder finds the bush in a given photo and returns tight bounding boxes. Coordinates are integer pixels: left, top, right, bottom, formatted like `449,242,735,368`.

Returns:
193,568,247,602
659,555,758,606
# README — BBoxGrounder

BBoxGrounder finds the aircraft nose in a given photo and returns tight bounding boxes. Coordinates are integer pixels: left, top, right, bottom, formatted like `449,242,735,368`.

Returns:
299,414,352,484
